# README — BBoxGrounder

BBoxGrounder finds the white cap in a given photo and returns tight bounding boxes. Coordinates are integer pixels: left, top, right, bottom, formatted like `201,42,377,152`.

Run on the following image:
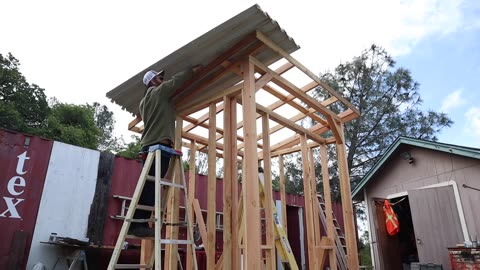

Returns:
143,70,164,86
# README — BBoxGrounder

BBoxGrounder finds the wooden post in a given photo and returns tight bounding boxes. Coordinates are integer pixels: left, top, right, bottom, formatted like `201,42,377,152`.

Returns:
300,135,317,270
320,144,337,270
164,117,183,270
336,125,359,269
279,155,288,233
207,102,217,270
308,148,322,247
223,96,234,268
186,140,197,270
242,58,262,269
230,98,241,270
262,114,276,269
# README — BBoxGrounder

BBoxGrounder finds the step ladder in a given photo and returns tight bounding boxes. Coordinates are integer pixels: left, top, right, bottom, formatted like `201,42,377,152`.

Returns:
240,172,298,269
259,173,299,270
317,195,347,270
107,144,198,270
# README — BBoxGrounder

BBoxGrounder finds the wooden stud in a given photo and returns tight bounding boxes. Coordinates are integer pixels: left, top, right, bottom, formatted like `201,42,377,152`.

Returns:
222,96,233,269
262,114,276,270
164,117,183,270
320,143,337,270
336,124,359,269
256,31,360,116
241,58,262,268
186,140,197,270
279,155,288,233
228,97,241,270
300,135,317,270
308,148,322,248
128,115,142,131
207,102,217,270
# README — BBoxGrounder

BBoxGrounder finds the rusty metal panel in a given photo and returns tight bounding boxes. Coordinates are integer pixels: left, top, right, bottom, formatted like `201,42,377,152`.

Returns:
26,141,100,269
103,156,143,246
0,129,53,269
106,4,300,116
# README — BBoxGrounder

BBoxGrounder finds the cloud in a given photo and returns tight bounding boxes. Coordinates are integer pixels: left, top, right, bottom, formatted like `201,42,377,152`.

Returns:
440,89,467,112
465,107,480,137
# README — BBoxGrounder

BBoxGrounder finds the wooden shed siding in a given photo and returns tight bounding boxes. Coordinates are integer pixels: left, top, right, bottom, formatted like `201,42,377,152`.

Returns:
365,145,480,260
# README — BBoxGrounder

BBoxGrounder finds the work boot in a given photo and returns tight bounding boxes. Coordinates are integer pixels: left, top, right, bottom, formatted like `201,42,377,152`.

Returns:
128,225,155,238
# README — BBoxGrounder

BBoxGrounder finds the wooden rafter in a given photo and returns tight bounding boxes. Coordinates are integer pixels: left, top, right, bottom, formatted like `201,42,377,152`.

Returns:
256,31,360,116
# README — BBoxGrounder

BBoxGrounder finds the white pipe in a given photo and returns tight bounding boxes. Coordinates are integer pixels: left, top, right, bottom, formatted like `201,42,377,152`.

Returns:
364,188,376,270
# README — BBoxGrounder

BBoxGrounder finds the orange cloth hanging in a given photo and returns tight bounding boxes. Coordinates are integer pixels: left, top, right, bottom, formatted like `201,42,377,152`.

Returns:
383,199,400,236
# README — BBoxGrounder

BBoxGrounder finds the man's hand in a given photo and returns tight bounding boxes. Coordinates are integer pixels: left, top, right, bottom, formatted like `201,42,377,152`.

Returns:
192,64,203,74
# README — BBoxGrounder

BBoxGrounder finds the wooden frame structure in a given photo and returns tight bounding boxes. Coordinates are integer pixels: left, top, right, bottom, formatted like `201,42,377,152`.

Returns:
125,30,361,269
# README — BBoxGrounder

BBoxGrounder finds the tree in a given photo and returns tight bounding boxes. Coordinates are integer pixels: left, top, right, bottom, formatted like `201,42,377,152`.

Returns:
44,103,101,149
117,135,142,159
87,102,118,151
284,45,452,199
0,53,49,134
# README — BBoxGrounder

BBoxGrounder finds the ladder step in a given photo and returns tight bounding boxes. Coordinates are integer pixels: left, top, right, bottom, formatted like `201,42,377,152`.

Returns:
115,264,152,269
146,176,186,189
125,218,157,223
136,205,155,211
164,222,188,227
161,239,193,245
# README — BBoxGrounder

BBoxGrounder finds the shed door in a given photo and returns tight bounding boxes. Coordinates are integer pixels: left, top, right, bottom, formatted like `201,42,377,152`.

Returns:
408,186,463,270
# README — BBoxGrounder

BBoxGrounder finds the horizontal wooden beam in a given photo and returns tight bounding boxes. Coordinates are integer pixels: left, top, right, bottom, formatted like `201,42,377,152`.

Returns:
256,31,360,117
250,56,341,123
269,109,357,152
255,104,326,145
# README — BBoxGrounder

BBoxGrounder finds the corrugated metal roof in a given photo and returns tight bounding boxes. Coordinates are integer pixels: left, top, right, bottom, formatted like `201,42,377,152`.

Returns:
351,136,480,198
106,4,300,116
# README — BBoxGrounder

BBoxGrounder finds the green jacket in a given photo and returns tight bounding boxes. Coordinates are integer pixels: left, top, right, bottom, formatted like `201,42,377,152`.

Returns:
139,68,193,147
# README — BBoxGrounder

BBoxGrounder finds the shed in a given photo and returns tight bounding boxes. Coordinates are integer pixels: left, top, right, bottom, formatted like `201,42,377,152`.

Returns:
352,136,480,270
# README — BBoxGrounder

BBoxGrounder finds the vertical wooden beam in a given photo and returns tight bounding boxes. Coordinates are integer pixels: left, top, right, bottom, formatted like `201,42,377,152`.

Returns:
164,117,183,270
336,125,359,269
308,148,322,247
223,97,233,269
207,102,217,270
230,99,241,270
242,58,262,269
320,144,337,270
262,114,276,269
279,155,288,233
186,140,197,270
300,135,317,270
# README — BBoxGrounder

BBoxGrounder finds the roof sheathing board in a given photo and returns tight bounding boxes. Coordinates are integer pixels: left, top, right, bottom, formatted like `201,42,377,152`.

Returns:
106,4,300,116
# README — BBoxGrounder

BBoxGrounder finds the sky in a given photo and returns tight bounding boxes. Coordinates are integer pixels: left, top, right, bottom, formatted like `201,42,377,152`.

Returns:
1,0,479,147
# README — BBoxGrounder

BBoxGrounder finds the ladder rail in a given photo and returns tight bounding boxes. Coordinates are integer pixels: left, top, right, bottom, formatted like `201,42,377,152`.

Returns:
317,196,348,270
107,146,198,270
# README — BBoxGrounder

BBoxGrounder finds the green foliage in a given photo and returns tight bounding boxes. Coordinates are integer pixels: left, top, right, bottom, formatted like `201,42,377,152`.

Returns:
44,103,101,149
0,53,49,133
87,102,117,151
116,135,142,159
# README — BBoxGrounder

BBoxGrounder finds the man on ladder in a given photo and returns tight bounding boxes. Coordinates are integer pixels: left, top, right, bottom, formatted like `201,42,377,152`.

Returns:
107,65,202,269
130,65,202,237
